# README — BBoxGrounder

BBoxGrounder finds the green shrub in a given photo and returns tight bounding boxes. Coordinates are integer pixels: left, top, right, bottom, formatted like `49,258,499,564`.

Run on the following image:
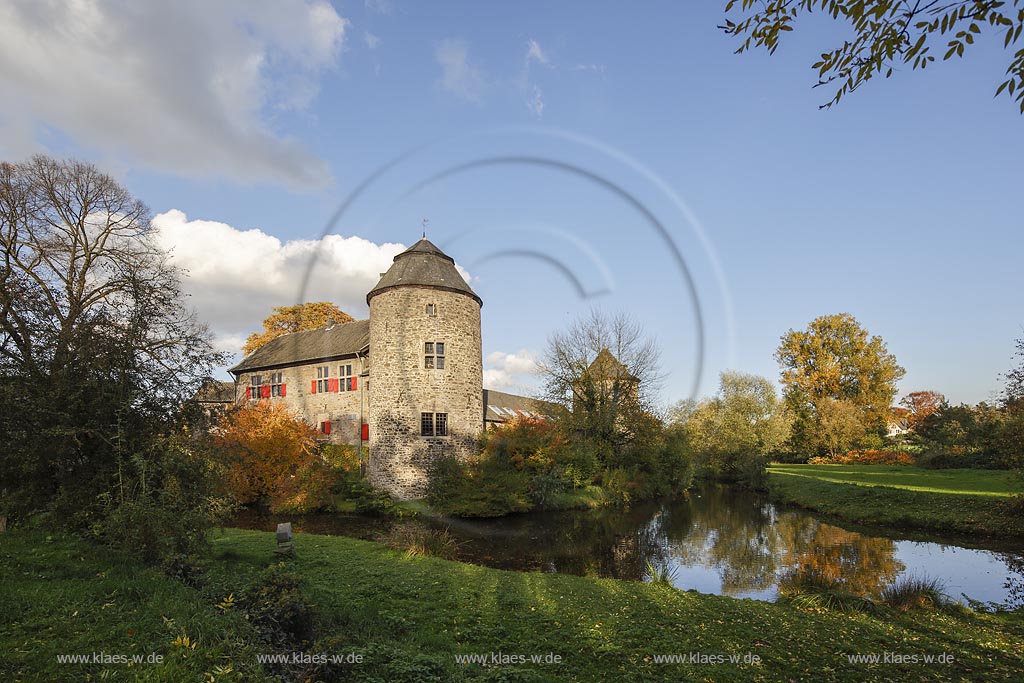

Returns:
601,468,635,505
880,575,948,611
427,455,531,517
782,589,881,614
482,416,569,473
528,472,567,507
351,481,402,516
96,438,232,565
778,573,882,614
384,523,461,559
644,560,677,586
560,443,601,488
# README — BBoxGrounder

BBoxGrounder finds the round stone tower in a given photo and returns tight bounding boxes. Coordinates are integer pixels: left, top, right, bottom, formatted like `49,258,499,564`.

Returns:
366,238,483,499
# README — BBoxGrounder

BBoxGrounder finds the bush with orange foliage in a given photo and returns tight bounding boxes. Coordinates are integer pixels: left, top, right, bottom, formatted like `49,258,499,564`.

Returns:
480,416,569,473
212,401,335,513
807,449,915,466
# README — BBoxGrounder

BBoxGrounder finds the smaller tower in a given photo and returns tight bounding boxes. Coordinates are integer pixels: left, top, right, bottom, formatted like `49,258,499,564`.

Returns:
366,238,483,499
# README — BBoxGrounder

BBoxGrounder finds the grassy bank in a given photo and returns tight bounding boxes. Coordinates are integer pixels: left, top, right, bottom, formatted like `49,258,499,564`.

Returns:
3,527,1023,682
768,464,1024,538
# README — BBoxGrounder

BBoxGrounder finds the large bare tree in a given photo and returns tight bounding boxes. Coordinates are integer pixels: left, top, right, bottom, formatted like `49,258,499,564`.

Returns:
0,156,221,513
538,309,662,462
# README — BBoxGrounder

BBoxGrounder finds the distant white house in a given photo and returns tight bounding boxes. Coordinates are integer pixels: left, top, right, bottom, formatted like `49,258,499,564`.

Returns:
886,408,911,438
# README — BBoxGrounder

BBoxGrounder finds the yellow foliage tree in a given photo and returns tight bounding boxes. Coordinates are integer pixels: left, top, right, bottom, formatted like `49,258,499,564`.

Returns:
243,302,354,355
212,402,333,513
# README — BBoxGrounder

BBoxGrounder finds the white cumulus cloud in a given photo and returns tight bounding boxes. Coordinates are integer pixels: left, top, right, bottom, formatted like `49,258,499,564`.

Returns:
153,209,406,363
484,349,539,392
0,0,347,188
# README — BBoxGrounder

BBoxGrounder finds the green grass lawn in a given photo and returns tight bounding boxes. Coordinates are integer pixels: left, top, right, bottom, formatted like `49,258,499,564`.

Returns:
771,464,1022,496
3,527,1023,682
768,464,1024,538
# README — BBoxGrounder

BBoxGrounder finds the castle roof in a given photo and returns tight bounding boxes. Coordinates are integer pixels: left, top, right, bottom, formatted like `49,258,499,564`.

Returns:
367,238,481,306
193,379,235,403
587,348,638,382
483,389,559,423
228,319,369,374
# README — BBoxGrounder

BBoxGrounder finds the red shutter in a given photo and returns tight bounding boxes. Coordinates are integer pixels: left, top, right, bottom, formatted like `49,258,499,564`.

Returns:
245,387,251,400
280,384,286,397
361,423,369,441
352,377,358,391
324,420,331,435
329,378,339,393
260,385,270,399
311,380,317,394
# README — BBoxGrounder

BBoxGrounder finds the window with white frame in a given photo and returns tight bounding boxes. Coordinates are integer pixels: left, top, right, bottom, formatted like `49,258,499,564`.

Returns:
426,303,437,317
316,365,330,393
249,374,262,399
270,372,284,397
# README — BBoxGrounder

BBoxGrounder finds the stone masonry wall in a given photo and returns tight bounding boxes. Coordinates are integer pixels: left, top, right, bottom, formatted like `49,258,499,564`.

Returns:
234,358,368,447
367,287,483,499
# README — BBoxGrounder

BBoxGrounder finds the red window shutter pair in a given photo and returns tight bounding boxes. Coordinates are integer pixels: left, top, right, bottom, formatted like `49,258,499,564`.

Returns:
323,420,332,435
245,387,251,400
329,378,339,393
311,380,317,394
260,385,271,399
280,384,287,397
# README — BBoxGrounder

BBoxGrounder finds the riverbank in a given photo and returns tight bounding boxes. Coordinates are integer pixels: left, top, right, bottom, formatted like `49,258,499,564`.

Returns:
768,464,1024,538
3,527,1022,682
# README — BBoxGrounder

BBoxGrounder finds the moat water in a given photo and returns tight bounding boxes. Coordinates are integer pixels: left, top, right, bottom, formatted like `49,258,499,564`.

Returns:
229,484,1023,606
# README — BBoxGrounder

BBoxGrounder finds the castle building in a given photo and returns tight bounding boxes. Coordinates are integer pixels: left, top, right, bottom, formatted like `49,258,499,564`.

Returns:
227,238,550,500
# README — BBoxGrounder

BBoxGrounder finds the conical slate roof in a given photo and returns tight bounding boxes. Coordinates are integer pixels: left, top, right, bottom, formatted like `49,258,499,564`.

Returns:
366,238,481,306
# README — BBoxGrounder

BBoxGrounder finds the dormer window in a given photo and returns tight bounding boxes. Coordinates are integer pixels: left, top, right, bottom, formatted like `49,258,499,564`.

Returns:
426,303,437,317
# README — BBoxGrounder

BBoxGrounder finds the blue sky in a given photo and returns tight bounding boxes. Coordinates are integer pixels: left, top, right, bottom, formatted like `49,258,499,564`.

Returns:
2,1,1021,406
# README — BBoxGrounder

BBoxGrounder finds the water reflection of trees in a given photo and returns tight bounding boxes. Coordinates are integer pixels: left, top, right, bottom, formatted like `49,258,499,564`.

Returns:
1002,554,1024,609
665,486,903,597
428,485,906,598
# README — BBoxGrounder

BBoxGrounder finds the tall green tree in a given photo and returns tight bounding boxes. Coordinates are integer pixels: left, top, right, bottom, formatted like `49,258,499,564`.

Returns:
776,313,905,453
1006,336,1024,404
685,371,793,485
814,397,868,457
721,0,1024,112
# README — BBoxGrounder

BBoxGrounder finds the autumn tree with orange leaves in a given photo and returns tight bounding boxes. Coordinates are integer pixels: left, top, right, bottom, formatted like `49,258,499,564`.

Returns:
213,402,335,513
900,390,946,431
243,302,354,355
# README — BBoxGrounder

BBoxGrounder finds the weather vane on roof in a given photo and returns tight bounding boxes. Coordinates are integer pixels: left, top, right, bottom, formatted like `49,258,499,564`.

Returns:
422,217,429,239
